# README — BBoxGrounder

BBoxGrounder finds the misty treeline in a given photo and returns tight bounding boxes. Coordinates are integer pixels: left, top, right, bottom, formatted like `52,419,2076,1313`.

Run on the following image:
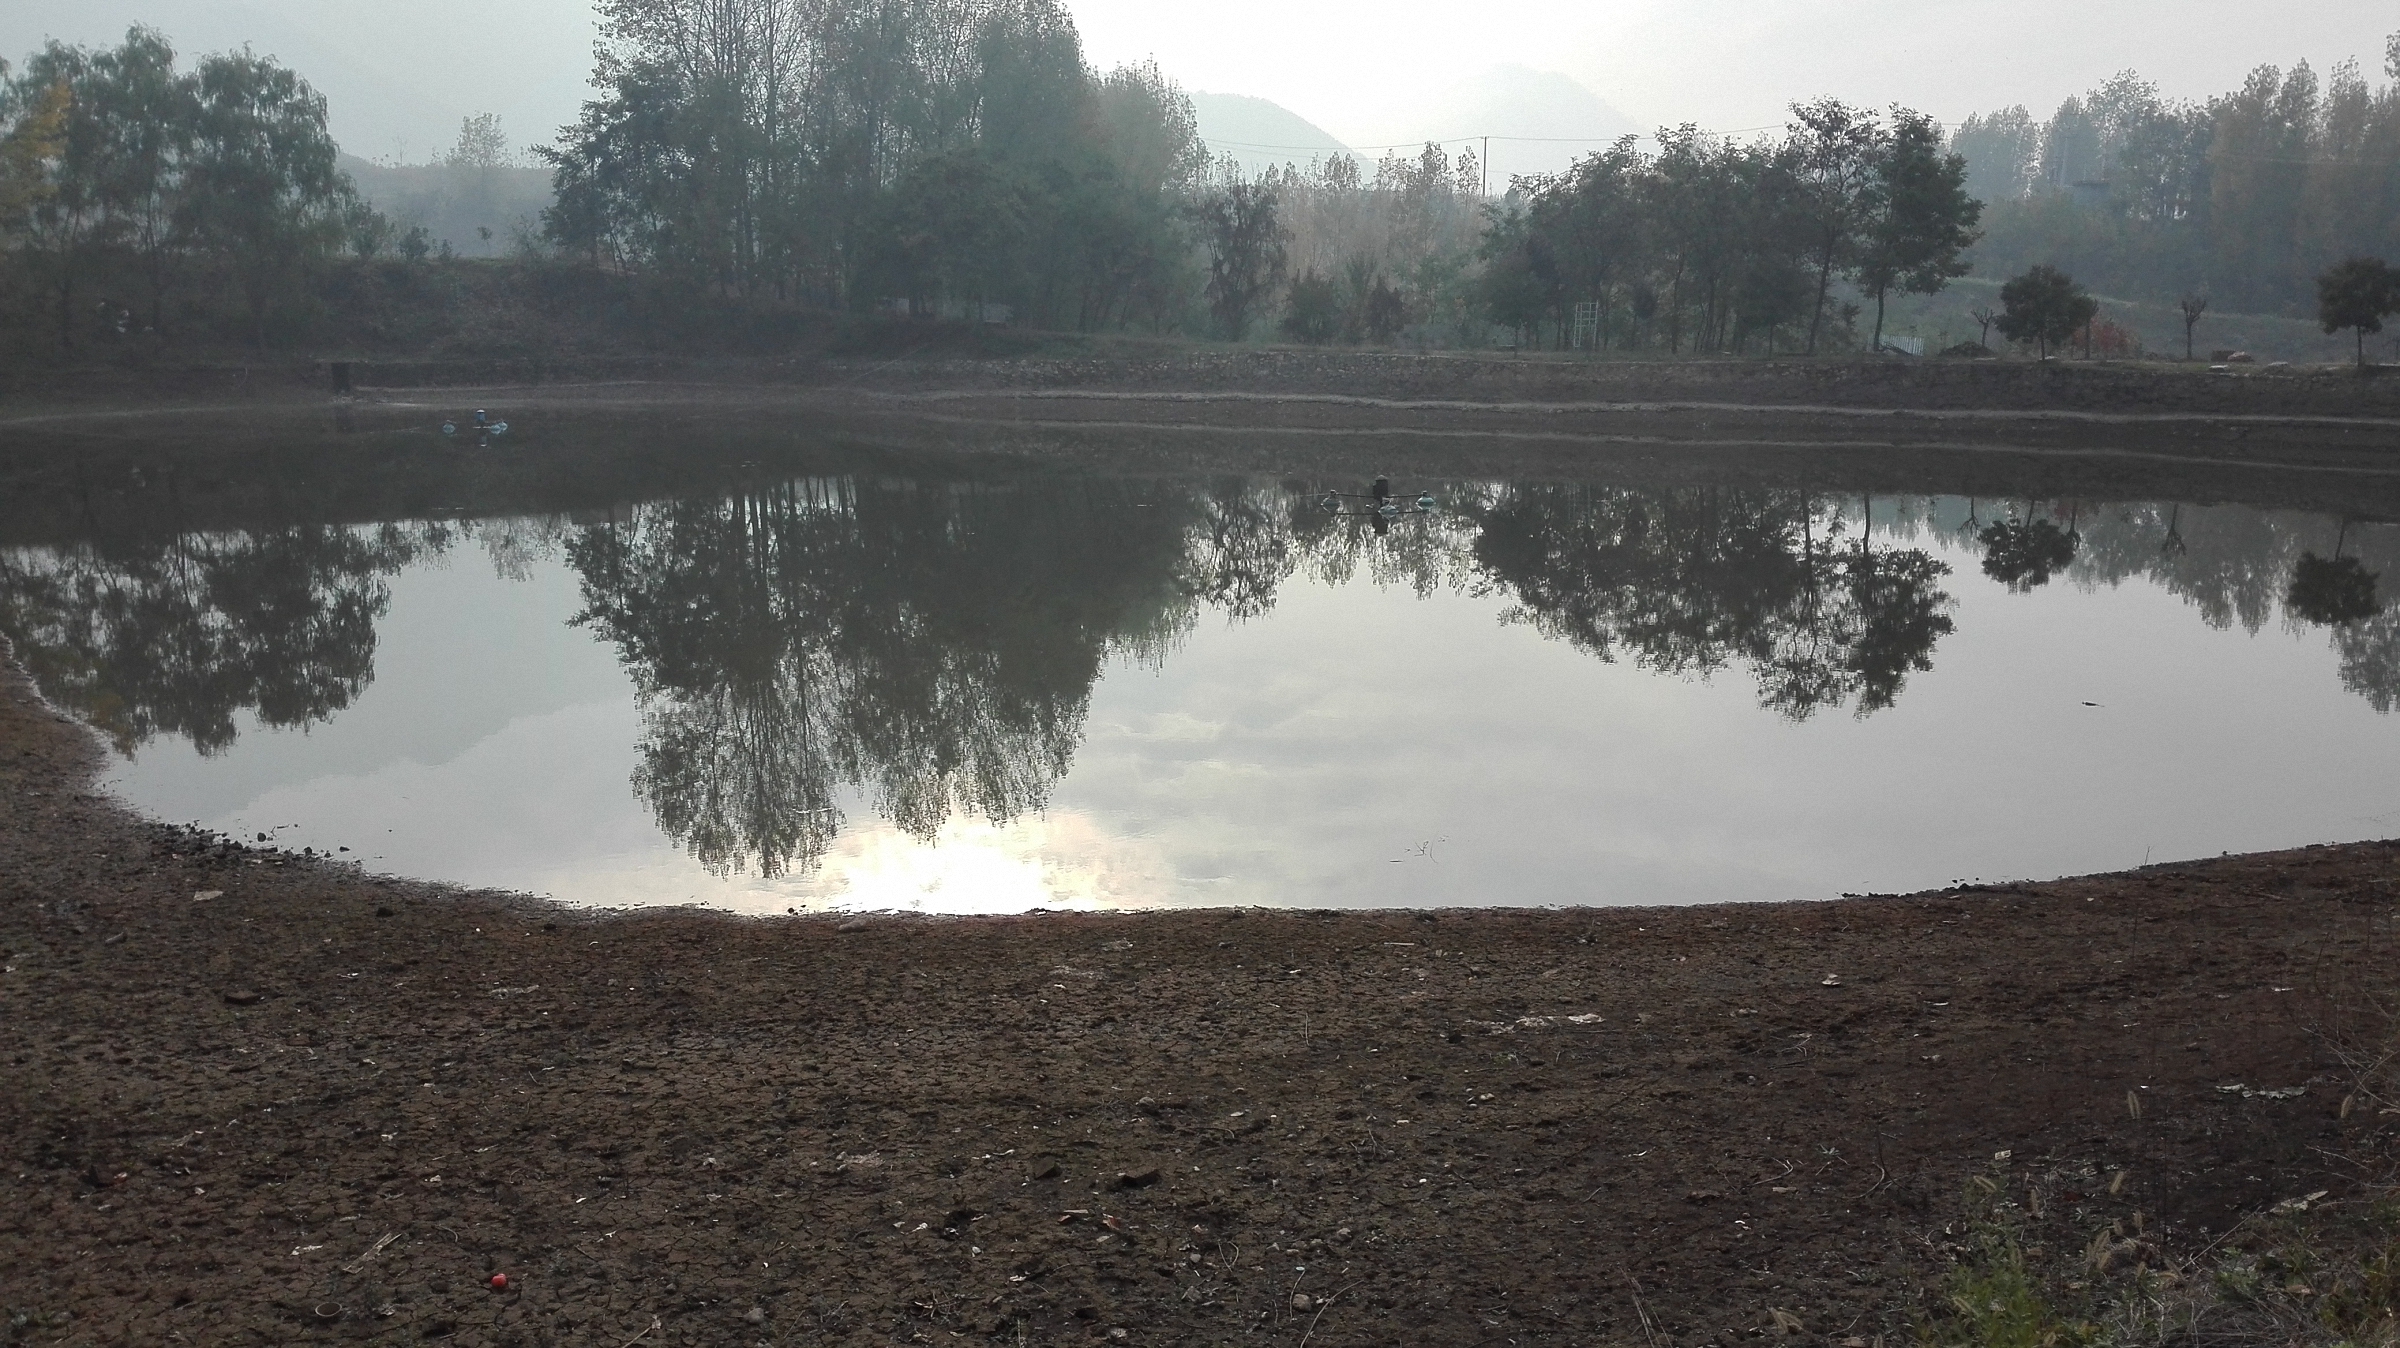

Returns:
1954,39,2400,314
1478,102,1978,355
0,4,1979,355
7,11,2400,358
534,2,1977,352
520,10,2400,347
340,114,557,262
1256,144,1485,345
540,0,1211,329
0,29,391,351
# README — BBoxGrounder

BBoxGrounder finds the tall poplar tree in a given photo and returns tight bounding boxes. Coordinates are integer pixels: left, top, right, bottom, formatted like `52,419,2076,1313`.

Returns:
1783,98,1883,354
1857,108,1982,351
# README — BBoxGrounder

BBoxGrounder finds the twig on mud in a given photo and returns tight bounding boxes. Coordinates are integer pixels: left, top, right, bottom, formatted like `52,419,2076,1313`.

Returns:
2308,1144,2378,1173
341,1231,400,1274
1297,1282,1359,1348
1757,1159,1795,1186
1626,1272,1662,1348
1858,1163,1890,1200
618,1315,662,1347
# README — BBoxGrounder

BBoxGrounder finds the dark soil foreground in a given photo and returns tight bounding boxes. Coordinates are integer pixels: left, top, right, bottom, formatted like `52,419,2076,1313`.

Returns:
4,640,2399,1348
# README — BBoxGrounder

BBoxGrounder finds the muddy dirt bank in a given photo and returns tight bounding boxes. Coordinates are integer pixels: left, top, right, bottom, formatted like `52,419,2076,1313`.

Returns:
4,639,2397,1347
9,381,2400,556
9,347,2400,423
827,349,2400,422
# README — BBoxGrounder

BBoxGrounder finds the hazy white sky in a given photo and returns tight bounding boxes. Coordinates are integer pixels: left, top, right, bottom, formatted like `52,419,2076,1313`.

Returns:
3,0,2393,160
1076,0,2397,145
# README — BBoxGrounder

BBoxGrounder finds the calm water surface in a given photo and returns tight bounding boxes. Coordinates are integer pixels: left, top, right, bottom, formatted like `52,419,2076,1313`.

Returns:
7,455,2398,912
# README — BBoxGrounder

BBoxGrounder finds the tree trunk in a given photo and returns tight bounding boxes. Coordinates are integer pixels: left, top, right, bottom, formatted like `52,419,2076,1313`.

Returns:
1872,287,1887,352
1805,244,1834,355
1667,259,1685,355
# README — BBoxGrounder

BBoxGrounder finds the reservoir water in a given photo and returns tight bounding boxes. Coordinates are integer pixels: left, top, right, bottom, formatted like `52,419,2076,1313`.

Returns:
6,412,2397,912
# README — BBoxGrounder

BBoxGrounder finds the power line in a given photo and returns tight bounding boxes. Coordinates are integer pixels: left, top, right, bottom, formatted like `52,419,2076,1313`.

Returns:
1200,135,1482,154
1200,132,1678,153
1196,122,1924,157
1204,125,2384,169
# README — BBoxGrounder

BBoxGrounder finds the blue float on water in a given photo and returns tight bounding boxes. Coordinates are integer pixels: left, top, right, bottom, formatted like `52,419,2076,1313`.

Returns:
440,410,509,440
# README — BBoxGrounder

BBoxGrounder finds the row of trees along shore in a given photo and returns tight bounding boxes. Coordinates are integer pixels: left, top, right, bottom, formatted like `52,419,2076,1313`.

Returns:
1480,104,1978,355
542,0,1210,329
1956,39,2400,315
0,9,2397,358
0,30,370,350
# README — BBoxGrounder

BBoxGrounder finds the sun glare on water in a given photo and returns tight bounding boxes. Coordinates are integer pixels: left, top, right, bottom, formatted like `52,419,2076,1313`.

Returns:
694,811,1183,916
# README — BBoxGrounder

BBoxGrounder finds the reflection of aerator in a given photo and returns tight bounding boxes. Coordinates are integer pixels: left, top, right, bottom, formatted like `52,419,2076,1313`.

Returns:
1319,475,1438,519
439,409,511,444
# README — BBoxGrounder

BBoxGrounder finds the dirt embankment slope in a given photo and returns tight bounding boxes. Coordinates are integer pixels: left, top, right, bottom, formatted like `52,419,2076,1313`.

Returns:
4,641,2397,1347
10,345,2400,422
823,348,2400,420
11,359,2400,554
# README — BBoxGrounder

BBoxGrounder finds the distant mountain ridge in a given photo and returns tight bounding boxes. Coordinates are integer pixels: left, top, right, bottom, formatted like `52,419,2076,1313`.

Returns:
1192,68,1645,189
1189,91,1354,176
1352,65,1644,187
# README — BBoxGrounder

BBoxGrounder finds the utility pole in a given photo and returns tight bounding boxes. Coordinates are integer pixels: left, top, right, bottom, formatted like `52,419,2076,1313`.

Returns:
1481,135,1489,196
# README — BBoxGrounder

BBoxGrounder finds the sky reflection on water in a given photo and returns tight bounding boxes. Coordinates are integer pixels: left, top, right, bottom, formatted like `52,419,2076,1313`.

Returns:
6,473,2398,912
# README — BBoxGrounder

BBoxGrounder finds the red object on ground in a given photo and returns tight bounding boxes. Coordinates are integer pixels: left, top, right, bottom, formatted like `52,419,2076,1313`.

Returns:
489,1273,508,1290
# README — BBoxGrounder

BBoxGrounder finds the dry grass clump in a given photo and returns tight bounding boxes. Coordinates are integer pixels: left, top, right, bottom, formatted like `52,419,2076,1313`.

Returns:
1923,955,2400,1348
2328,988,2400,1130
1921,1177,2400,1348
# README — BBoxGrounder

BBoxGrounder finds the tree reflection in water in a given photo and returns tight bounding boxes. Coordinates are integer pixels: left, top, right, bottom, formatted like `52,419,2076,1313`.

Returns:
6,476,2399,883
566,476,1201,877
0,523,447,755
2280,522,2391,708
569,479,1968,877
2336,613,2400,712
2287,554,2381,626
1978,517,2080,591
1937,498,2400,712
1468,487,1955,719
